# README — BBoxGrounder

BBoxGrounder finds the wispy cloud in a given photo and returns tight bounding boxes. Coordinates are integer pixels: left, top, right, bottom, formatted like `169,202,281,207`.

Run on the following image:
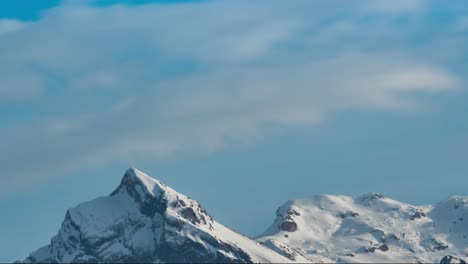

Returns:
0,0,464,193
0,19,25,35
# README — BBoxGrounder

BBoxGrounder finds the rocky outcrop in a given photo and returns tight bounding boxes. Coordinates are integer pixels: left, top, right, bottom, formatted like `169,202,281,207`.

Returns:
411,209,427,220
281,221,298,232
338,211,359,218
440,255,467,264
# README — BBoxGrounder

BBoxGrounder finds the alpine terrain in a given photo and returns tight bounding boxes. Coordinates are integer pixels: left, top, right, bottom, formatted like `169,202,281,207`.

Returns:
23,168,468,263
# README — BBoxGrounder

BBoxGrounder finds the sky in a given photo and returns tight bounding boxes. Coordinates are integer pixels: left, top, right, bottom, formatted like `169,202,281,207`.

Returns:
0,0,468,261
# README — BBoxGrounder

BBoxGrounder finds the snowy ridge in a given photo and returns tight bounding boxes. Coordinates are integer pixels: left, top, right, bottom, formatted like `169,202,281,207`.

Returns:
23,169,468,263
257,193,468,263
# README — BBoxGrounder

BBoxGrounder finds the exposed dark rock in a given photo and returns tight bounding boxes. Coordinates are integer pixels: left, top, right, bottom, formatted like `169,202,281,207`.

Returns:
140,195,168,218
356,193,386,206
338,211,359,219
436,244,450,251
359,244,389,254
286,209,301,216
385,234,400,241
172,198,186,208
411,209,427,220
378,244,389,252
281,221,298,232
440,255,467,264
180,207,200,225
364,193,386,200
428,238,449,251
366,247,377,253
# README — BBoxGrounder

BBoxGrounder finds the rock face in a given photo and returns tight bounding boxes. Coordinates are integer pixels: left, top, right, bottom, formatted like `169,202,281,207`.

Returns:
410,209,427,220
24,168,291,264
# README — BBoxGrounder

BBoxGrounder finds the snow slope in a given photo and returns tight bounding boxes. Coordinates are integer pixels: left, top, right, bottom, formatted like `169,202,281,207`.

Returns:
24,168,293,263
257,193,468,263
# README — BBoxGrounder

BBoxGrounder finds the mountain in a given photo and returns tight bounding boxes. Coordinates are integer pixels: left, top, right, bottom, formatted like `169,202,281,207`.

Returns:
23,168,467,263
257,193,468,263
24,168,292,263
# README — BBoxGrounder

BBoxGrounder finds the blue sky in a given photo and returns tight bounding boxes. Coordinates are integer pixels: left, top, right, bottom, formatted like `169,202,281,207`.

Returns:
1,0,468,262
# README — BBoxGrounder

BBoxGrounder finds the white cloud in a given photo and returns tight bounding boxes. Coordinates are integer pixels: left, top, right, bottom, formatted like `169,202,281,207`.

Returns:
0,0,464,193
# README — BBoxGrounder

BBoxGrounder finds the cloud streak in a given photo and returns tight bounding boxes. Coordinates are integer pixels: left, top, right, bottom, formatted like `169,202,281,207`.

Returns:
0,0,464,193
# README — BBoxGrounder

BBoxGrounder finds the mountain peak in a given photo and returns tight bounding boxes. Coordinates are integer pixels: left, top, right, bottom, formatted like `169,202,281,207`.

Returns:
24,169,292,264
112,167,166,199
124,167,153,181
124,167,147,180
113,167,216,226
124,167,163,191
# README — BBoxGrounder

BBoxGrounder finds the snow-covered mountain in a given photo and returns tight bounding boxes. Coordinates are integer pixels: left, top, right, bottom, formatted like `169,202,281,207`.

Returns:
257,193,468,263
23,168,467,263
24,168,292,263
